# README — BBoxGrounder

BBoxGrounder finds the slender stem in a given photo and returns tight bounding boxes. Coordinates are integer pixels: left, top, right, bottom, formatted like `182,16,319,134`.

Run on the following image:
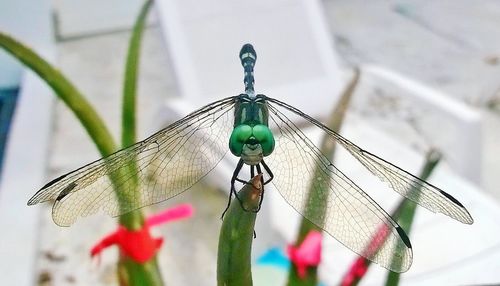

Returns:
0,1,161,284
117,1,164,285
0,32,145,228
384,151,441,286
341,150,441,286
118,0,153,230
287,69,360,286
122,0,152,148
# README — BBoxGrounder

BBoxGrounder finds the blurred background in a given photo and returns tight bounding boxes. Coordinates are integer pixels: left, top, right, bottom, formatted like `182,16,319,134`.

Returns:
0,0,499,285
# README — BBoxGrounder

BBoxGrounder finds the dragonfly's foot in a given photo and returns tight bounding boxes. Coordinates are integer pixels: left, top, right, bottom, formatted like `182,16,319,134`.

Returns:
221,185,236,220
220,206,229,221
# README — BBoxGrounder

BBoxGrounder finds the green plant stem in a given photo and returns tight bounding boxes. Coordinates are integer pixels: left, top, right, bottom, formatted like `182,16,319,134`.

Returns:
122,0,152,148
385,150,441,286
217,175,263,286
287,68,360,286
1,4,155,231
116,1,164,285
118,256,163,286
0,1,160,284
343,150,441,286
118,0,153,229
0,31,149,227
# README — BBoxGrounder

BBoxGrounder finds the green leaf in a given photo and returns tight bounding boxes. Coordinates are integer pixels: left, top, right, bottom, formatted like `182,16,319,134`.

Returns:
117,0,153,229
116,1,164,285
340,150,441,286
384,150,442,286
1,0,163,284
217,175,264,286
122,0,152,148
0,31,147,226
0,31,117,157
287,68,360,286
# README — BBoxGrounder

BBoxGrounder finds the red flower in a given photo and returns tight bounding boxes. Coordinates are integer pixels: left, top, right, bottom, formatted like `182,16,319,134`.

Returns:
341,258,368,286
341,223,390,285
90,204,194,263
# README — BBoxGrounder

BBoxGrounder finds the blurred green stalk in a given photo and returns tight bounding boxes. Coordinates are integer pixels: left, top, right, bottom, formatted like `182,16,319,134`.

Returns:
0,33,117,158
384,150,442,286
122,0,150,148
287,69,360,286
117,1,164,285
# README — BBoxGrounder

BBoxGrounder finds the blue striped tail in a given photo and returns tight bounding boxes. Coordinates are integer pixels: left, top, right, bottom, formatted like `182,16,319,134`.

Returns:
239,43,257,96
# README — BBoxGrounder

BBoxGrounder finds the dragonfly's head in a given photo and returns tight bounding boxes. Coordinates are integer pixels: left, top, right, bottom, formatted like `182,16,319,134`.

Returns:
229,124,275,165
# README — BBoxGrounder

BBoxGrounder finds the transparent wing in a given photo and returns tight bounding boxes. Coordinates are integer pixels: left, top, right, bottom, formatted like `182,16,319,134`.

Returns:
266,103,412,272
266,97,473,225
28,96,237,226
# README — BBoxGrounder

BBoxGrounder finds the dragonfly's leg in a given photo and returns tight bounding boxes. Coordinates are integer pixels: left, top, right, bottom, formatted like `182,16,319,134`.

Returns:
235,164,249,184
220,190,234,220
221,159,244,219
251,165,255,178
261,160,274,185
235,177,248,184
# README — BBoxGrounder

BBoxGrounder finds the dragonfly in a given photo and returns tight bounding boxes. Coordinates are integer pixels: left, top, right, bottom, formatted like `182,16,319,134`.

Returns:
28,44,473,272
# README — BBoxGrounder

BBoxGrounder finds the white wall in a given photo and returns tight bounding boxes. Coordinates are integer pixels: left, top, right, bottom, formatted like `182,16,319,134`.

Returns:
0,0,54,88
54,0,153,39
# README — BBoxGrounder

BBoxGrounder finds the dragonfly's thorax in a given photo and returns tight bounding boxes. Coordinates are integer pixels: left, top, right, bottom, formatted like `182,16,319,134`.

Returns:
229,95,275,165
233,94,269,126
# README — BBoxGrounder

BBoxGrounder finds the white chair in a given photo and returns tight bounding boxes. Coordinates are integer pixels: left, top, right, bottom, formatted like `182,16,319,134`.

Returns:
153,0,498,284
355,65,482,185
153,0,345,255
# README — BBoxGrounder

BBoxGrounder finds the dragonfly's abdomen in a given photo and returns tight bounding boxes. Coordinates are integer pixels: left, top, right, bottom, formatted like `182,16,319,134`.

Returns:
240,44,257,95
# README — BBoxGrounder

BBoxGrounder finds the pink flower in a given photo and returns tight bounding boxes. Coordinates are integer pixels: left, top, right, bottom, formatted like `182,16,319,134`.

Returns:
287,230,322,278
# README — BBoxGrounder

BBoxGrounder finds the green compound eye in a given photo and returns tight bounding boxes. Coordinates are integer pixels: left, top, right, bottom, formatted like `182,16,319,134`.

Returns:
229,125,252,156
252,124,275,156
